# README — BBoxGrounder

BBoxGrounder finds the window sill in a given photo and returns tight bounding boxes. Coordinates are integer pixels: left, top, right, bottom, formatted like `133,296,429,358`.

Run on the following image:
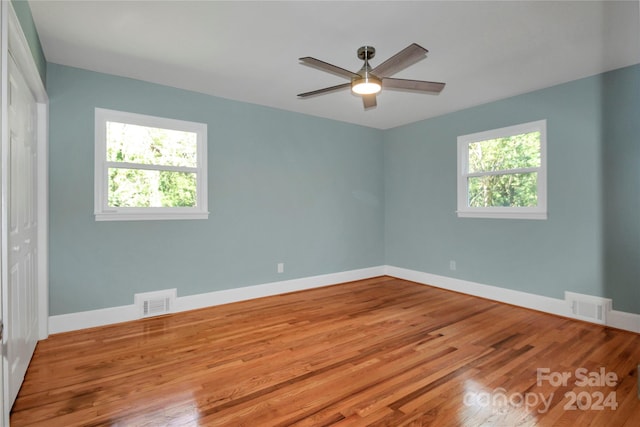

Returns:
456,210,547,220
95,210,209,221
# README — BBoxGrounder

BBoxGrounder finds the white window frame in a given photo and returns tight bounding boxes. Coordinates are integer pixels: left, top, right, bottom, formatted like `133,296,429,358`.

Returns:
457,120,547,220
94,108,208,221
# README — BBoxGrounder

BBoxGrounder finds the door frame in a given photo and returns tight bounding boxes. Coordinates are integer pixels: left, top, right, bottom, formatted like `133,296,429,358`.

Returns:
1,1,48,422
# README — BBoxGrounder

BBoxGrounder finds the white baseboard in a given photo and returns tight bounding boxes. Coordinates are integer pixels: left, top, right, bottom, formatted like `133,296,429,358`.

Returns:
49,265,640,335
48,304,140,334
384,265,640,334
174,266,384,313
607,309,640,333
48,266,385,334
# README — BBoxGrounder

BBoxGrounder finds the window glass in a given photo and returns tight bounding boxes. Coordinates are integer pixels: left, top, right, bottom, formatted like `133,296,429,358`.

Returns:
457,120,547,220
95,108,208,221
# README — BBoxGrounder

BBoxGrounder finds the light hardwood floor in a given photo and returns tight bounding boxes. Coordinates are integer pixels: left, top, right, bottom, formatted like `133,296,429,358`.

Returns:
10,276,640,426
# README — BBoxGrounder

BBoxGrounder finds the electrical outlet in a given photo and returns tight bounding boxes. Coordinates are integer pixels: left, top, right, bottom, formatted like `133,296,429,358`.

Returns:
449,260,456,271
277,263,284,274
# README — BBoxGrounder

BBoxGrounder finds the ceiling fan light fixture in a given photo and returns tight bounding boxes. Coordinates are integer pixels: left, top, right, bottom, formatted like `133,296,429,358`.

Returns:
351,75,382,95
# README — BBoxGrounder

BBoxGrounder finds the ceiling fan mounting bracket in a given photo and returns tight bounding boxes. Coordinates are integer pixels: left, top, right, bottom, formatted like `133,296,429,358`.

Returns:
357,46,376,61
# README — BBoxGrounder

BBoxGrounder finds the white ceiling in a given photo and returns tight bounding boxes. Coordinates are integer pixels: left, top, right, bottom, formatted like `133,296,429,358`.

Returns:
29,1,639,130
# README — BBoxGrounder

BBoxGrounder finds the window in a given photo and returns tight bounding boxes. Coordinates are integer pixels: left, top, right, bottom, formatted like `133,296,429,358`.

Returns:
457,120,547,220
95,108,208,221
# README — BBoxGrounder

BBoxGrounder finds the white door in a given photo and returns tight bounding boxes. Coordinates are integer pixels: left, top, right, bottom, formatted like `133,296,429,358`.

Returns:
0,315,3,425
0,20,4,421
5,52,39,407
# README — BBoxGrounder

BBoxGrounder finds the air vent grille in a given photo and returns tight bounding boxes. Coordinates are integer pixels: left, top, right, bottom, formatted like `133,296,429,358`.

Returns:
572,300,603,321
143,297,171,317
565,292,611,324
134,289,176,318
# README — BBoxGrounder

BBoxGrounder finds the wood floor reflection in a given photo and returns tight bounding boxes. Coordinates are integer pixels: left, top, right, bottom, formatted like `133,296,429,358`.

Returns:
10,277,640,426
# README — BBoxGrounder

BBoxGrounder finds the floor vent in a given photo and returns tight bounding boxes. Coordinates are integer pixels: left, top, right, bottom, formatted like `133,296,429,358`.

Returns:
565,292,611,325
134,289,177,318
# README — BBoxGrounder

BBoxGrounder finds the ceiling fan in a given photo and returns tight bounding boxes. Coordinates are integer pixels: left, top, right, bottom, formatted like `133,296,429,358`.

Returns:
297,43,445,109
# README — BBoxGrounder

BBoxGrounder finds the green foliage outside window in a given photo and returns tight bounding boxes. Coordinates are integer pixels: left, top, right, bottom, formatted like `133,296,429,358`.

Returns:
467,131,540,208
106,122,198,208
108,169,196,207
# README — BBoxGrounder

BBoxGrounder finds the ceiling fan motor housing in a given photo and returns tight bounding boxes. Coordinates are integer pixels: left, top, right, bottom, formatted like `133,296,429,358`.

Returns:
351,46,382,95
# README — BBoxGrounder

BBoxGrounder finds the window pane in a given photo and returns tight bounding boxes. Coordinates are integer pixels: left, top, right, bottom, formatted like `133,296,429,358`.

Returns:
106,121,197,167
468,172,538,207
468,131,540,173
108,168,197,208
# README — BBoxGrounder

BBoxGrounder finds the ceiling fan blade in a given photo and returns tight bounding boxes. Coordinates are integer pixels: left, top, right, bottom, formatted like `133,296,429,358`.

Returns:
362,94,377,109
297,83,351,98
299,57,360,80
371,43,428,78
382,78,445,93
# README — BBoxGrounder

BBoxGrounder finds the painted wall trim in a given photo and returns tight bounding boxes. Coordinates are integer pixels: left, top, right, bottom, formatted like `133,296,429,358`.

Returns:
49,265,640,335
7,2,49,340
37,101,48,340
7,3,46,102
48,266,386,334
384,265,640,334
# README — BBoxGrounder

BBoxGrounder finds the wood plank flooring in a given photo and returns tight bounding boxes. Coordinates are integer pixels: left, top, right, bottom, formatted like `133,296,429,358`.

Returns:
10,276,640,426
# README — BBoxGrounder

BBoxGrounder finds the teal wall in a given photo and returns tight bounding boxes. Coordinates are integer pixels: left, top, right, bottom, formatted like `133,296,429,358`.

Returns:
47,63,384,315
385,64,639,314
11,0,46,84
47,62,639,316
602,65,640,313
7,0,640,319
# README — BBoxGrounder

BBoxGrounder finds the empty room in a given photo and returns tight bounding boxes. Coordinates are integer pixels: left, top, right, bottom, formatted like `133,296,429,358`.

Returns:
1,1,639,426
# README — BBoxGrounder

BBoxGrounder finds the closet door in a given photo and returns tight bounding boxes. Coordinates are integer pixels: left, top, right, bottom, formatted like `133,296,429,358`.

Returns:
5,52,39,407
